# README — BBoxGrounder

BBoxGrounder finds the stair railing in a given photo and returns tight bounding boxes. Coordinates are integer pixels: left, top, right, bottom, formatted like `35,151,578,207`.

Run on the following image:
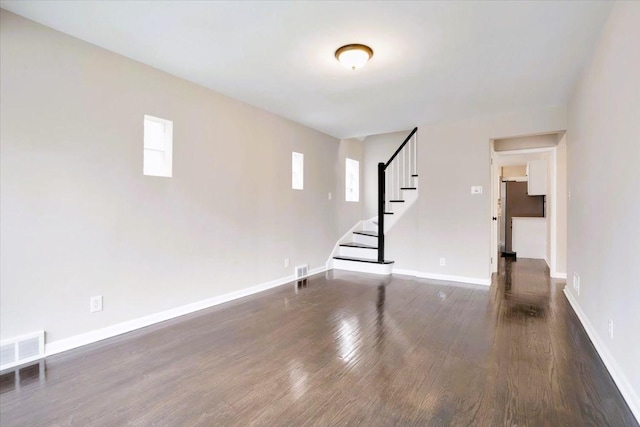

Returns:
377,127,418,262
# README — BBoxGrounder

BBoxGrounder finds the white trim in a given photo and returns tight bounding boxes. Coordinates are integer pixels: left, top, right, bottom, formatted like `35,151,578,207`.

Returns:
392,268,491,286
490,144,498,274
549,146,557,274
541,255,568,279
45,267,326,358
563,288,640,424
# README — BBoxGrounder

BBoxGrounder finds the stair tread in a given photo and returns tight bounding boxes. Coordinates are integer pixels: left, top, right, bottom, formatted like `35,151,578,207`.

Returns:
340,242,377,249
353,230,378,237
400,187,417,190
333,256,394,264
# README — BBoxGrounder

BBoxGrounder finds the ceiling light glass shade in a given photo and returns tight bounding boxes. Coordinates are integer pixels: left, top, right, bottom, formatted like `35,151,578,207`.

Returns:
335,44,373,70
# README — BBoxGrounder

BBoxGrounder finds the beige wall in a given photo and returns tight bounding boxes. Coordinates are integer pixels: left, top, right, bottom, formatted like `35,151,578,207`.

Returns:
494,133,559,151
567,1,640,412
0,11,340,344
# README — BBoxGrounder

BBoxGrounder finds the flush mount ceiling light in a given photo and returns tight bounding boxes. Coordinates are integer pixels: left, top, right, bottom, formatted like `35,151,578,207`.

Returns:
335,44,373,71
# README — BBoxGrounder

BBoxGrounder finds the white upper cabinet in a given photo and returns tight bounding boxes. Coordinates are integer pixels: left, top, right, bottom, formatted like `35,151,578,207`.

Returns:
527,160,547,195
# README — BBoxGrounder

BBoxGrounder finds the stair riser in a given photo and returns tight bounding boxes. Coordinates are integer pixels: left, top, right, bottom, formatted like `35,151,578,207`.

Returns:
339,246,378,259
362,222,378,233
333,259,393,275
353,234,379,246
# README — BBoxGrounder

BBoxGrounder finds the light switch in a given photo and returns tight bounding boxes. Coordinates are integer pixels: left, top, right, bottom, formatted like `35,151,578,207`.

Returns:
471,186,483,195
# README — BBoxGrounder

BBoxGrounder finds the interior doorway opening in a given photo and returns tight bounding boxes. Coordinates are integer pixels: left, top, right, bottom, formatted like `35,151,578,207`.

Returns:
490,132,567,279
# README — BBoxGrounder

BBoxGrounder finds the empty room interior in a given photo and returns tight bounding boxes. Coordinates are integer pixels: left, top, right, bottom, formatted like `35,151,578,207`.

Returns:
1,1,638,426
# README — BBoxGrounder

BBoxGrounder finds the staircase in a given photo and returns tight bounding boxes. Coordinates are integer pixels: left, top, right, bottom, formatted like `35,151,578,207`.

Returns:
329,128,418,275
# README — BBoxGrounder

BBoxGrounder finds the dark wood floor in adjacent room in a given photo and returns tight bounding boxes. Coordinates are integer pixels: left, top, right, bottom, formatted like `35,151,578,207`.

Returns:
1,259,637,426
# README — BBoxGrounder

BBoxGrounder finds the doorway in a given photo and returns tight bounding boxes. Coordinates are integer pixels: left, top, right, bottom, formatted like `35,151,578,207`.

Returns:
490,132,567,279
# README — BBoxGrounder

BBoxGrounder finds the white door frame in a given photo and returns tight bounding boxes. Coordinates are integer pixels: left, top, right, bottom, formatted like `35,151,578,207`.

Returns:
490,145,559,275
490,143,498,273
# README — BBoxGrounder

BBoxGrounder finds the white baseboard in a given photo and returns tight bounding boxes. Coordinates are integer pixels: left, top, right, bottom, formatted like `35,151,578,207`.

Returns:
563,287,640,423
392,268,491,286
543,256,566,279
45,267,326,358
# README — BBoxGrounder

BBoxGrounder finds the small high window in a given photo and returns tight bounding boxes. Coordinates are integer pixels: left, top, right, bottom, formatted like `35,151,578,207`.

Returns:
292,152,304,190
143,115,173,177
345,158,359,202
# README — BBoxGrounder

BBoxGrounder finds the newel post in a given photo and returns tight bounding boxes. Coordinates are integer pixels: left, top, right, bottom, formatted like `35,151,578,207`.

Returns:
377,162,385,262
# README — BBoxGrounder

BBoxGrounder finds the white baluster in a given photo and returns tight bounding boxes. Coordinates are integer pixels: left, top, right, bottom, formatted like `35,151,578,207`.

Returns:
402,148,406,188
391,161,395,202
416,134,418,175
391,162,395,204
409,138,413,177
411,135,415,175
396,158,400,199
396,161,399,200
386,165,391,211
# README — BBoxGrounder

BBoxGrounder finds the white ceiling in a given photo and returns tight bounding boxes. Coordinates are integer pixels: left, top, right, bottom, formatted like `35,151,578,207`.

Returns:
1,1,613,139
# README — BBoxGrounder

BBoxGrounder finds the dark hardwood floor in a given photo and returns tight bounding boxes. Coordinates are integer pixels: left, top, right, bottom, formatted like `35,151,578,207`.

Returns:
1,259,637,426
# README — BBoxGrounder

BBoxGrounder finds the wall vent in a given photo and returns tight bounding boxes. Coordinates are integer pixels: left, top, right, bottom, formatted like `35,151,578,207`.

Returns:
295,264,309,279
1,331,45,371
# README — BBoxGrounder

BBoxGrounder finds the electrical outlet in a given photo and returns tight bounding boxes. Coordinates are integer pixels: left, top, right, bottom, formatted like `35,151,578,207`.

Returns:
608,319,614,339
284,258,290,268
439,258,446,267
90,295,103,313
471,186,483,195
573,273,580,295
